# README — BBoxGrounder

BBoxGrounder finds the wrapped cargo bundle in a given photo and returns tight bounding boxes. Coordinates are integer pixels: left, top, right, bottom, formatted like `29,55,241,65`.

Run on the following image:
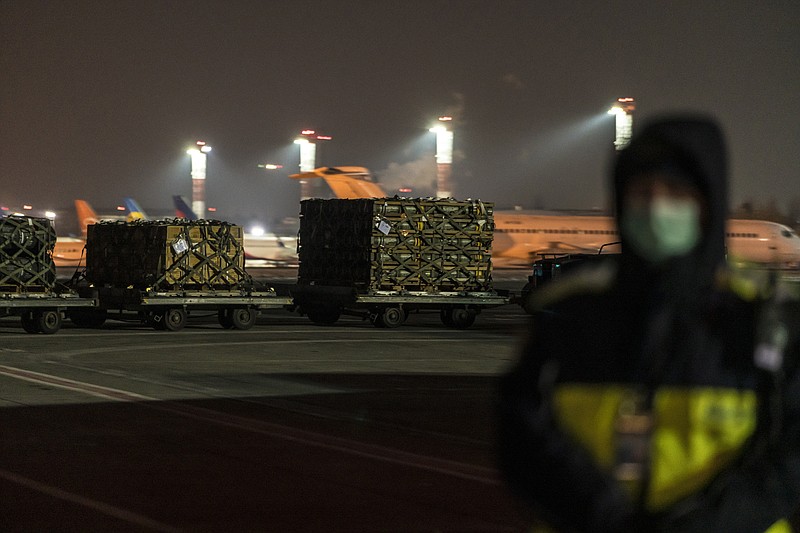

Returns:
298,198,494,291
86,220,248,290
0,216,57,291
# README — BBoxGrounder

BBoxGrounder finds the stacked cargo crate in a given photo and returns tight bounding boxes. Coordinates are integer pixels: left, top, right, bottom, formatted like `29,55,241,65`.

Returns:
298,198,494,292
86,220,249,290
0,216,57,292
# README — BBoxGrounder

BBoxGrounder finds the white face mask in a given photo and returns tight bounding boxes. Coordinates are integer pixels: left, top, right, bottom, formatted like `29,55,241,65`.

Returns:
622,197,701,263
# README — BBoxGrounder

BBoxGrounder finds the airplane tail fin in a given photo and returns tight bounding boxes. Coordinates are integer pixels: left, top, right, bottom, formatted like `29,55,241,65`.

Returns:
289,166,387,199
173,195,198,220
123,198,148,221
74,199,99,238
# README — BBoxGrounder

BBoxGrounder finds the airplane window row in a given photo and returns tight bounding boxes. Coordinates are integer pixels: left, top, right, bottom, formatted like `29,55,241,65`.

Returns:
726,232,759,239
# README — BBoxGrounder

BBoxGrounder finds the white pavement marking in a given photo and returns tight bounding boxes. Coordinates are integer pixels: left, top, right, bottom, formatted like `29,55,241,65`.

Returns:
0,365,154,402
0,365,501,485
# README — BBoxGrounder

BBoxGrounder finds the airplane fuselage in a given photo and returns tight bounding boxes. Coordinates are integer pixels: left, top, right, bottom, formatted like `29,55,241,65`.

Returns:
492,212,800,267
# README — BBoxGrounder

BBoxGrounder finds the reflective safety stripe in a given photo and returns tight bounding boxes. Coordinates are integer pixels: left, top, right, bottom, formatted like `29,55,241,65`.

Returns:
764,519,793,533
553,384,758,511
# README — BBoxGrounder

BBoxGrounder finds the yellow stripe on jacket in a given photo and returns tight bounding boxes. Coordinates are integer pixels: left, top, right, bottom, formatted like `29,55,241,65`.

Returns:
553,384,758,511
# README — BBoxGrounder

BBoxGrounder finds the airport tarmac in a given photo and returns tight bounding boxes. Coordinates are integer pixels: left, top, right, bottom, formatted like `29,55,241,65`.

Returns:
0,269,532,532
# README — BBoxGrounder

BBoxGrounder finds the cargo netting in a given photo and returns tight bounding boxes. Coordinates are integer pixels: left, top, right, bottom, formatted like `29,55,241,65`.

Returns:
86,219,251,290
0,216,57,292
298,198,494,292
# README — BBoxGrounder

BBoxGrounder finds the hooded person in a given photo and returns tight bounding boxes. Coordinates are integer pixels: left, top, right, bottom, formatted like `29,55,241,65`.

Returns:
496,115,800,532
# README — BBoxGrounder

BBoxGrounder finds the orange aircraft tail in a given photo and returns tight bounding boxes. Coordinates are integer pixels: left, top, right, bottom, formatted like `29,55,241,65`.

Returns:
289,166,387,199
74,200,99,238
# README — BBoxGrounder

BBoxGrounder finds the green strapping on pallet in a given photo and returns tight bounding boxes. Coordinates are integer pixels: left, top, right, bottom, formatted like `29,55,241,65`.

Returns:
86,219,251,291
0,216,57,291
298,198,494,292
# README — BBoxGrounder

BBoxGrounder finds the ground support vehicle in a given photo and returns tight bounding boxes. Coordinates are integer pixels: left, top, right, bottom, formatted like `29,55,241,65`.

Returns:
519,250,619,314
1,290,97,334
292,284,510,328
69,286,293,331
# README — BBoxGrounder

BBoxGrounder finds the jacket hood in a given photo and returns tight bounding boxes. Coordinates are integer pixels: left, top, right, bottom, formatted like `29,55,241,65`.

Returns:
612,115,729,300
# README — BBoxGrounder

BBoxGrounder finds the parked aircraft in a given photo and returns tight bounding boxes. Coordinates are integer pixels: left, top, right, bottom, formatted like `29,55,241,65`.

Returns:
123,197,148,220
289,166,800,268
52,200,102,267
54,198,160,267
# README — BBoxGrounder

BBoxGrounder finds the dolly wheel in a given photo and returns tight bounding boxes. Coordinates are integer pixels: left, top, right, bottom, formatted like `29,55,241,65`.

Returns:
36,310,62,334
163,308,187,331
441,308,477,329
231,307,256,330
374,307,405,328
450,308,477,329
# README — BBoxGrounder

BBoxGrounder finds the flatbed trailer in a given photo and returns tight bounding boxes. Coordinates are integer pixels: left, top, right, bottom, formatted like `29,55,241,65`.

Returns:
291,284,510,328
1,291,98,334
70,286,293,331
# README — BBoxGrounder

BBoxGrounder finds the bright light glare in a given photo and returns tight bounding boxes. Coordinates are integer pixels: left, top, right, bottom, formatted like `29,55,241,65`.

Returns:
429,125,447,133
45,211,56,219
250,226,265,236
200,146,212,153
293,138,309,145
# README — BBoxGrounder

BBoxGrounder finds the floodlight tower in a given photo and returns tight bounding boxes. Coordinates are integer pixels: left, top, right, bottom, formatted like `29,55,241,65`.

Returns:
293,130,332,200
607,97,635,151
429,116,454,198
186,140,212,218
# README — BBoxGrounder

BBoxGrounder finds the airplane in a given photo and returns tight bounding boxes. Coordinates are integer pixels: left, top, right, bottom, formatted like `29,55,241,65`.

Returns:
123,197,148,220
52,199,102,267
52,198,149,267
172,195,298,266
289,166,800,268
289,166,387,199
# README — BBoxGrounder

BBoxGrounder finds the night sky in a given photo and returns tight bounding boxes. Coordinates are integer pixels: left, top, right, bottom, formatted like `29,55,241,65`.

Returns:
2,1,799,235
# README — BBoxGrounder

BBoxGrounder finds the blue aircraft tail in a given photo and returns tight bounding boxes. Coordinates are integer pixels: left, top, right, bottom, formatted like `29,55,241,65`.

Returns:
173,195,198,220
123,197,148,221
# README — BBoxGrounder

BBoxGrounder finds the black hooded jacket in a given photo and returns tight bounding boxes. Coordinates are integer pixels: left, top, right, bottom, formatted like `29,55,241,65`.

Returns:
497,116,800,532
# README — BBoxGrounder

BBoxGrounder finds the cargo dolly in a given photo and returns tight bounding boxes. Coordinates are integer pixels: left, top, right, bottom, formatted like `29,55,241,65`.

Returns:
1,215,96,334
69,286,293,331
1,290,97,334
62,219,296,331
293,197,503,328
292,284,510,328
